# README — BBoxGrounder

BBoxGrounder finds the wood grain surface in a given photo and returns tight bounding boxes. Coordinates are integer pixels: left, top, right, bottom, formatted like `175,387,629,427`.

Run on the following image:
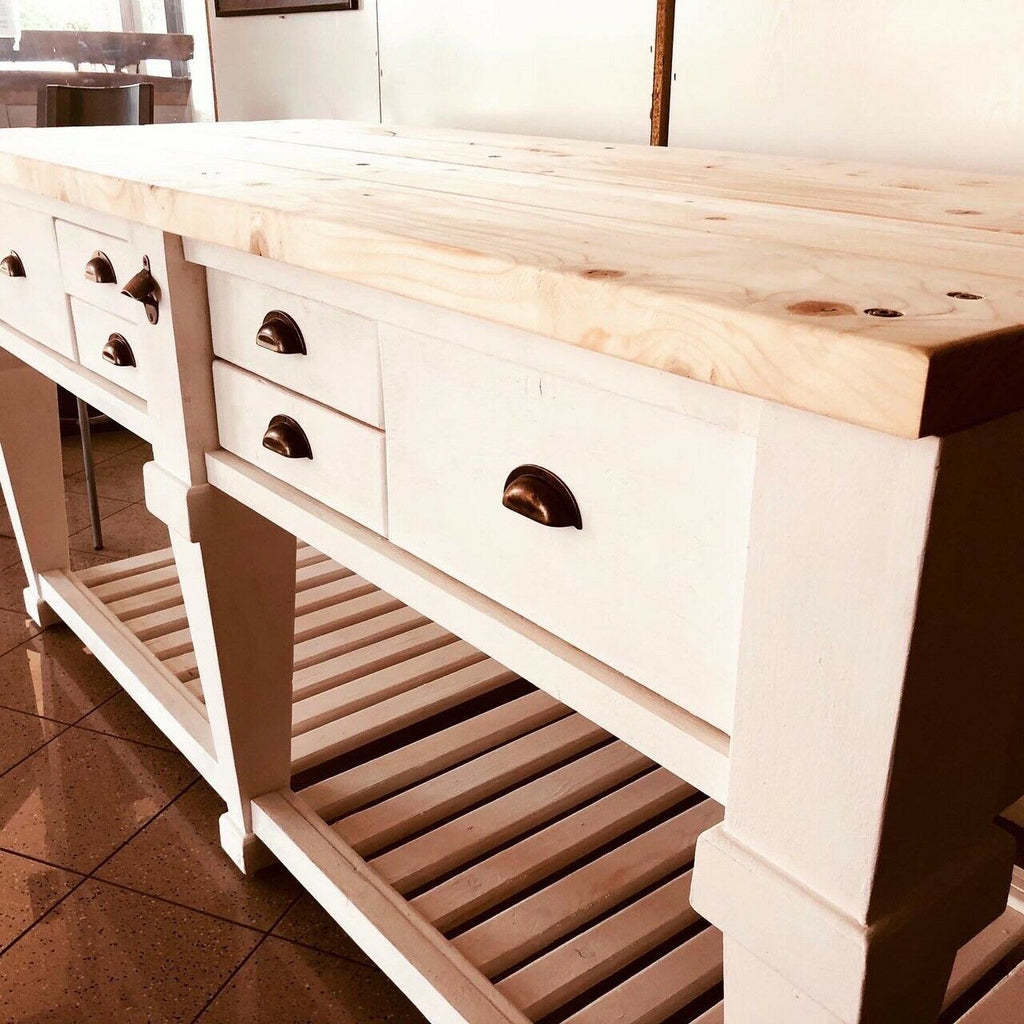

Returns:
2,120,1023,436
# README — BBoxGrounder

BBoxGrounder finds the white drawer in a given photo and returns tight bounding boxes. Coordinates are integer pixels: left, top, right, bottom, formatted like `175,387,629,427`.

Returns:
213,361,387,535
382,327,756,734
207,269,382,428
55,218,142,321
0,201,75,358
71,298,148,401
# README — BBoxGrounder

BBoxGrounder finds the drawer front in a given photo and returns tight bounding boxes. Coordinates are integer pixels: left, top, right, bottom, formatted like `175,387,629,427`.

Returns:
213,361,387,535
208,270,382,428
72,298,148,401
55,219,141,321
0,201,74,358
382,328,756,734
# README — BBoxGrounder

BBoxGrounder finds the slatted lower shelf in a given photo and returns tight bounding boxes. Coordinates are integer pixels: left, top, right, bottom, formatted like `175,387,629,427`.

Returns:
73,544,1024,1024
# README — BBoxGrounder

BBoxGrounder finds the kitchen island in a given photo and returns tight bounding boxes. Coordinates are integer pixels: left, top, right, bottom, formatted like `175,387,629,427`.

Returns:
0,120,1022,1023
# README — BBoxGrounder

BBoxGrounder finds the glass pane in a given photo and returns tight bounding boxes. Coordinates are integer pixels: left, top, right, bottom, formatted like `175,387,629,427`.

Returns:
18,0,122,31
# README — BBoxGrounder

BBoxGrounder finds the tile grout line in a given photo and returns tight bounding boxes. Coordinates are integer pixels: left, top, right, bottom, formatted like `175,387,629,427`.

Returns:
187,891,305,1024
0,721,72,782
0,768,201,960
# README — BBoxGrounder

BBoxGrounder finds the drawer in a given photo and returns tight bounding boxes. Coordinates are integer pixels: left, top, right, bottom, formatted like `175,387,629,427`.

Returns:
0,201,75,358
382,328,756,734
55,218,142,321
71,298,148,401
207,269,382,428
213,361,387,535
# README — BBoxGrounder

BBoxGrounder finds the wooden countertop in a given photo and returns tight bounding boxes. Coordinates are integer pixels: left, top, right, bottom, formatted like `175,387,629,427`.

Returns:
0,119,1022,437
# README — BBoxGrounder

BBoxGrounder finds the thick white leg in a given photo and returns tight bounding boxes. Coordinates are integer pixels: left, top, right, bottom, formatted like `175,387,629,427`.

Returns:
162,483,296,873
692,406,1024,1024
0,351,69,627
134,229,296,872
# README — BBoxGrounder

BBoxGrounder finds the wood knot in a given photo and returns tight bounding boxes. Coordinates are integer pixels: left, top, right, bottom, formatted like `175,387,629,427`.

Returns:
947,291,984,301
705,216,728,221
947,209,983,216
864,307,904,318
787,300,857,317
581,268,625,280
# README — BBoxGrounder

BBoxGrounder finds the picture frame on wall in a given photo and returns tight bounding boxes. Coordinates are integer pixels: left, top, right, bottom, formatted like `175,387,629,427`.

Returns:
214,0,356,15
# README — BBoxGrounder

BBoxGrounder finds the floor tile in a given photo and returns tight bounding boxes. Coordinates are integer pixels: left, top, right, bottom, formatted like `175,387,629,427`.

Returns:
0,726,196,873
0,562,28,615
97,781,302,930
272,892,374,966
0,488,131,545
0,626,120,723
0,849,81,949
0,878,261,1022
0,535,21,571
0,606,41,659
0,707,65,775
65,443,153,503
61,428,146,479
69,500,170,559
197,936,427,1024
77,690,177,750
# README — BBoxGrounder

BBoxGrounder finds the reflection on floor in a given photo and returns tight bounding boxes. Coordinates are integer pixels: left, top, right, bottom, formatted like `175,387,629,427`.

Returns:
0,429,425,1023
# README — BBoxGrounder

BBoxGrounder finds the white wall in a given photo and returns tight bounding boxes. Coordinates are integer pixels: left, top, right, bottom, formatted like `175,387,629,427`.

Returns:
206,0,380,122
377,0,657,144
669,0,1024,172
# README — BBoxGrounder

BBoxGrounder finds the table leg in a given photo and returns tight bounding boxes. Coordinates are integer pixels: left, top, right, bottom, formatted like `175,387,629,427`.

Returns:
0,350,70,627
691,405,1024,1023
167,486,296,873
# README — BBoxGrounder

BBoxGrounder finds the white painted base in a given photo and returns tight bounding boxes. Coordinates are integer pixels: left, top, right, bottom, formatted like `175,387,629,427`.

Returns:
23,585,60,629
218,811,278,875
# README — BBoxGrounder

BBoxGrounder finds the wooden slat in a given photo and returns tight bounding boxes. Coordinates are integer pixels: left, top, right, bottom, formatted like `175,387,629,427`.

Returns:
295,556,352,590
334,713,606,857
452,799,722,977
108,580,183,621
144,619,192,658
293,606,430,672
412,767,696,932
291,639,483,736
497,871,698,1019
293,657,519,776
167,591,418,681
137,560,361,652
692,1007,724,1024
293,588,402,643
75,546,174,586
0,30,195,66
561,926,723,1024
291,621,455,703
944,905,1024,1010
293,573,374,615
300,689,568,821
93,561,179,603
372,740,653,894
955,958,1024,1023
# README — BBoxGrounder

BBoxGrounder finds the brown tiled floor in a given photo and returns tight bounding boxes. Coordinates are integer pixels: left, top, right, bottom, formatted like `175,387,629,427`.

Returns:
0,429,426,1023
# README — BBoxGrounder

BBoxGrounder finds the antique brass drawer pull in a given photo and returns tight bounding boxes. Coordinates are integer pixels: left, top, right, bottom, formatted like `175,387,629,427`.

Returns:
84,251,116,284
502,465,582,530
121,256,160,324
257,310,306,355
102,333,136,367
0,251,26,278
262,414,313,460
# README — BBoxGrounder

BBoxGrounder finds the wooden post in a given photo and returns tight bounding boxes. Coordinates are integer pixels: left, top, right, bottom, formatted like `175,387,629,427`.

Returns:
136,227,297,872
691,404,1024,1023
650,0,677,146
0,349,70,627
